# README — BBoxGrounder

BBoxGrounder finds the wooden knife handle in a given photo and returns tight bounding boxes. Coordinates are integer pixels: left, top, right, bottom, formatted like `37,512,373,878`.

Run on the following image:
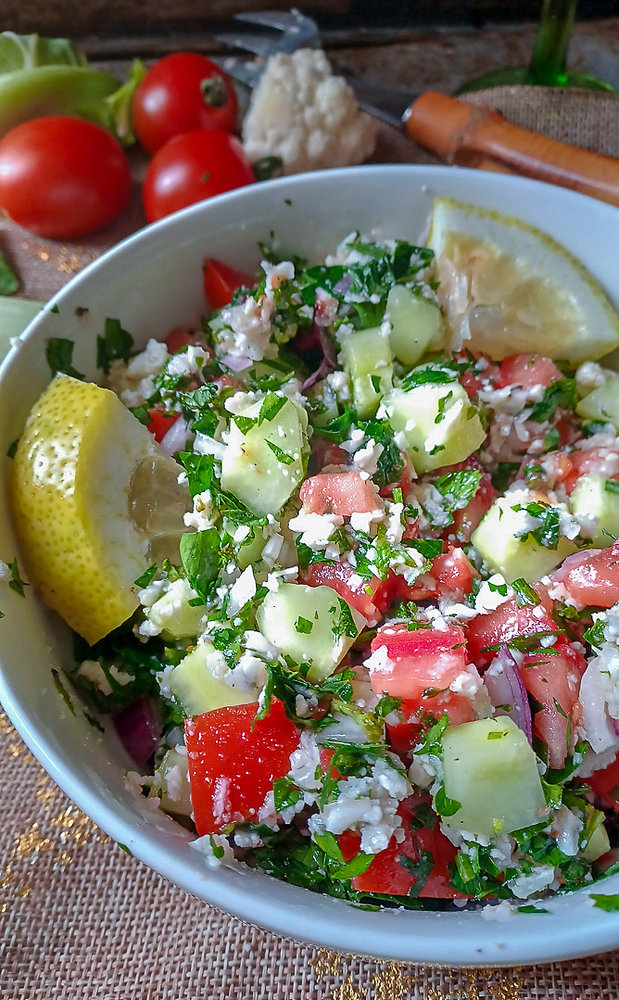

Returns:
406,91,619,208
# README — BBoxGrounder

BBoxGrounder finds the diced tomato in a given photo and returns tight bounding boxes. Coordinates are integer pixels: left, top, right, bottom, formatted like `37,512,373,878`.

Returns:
466,589,556,668
203,258,253,310
303,560,398,621
299,471,382,516
368,623,476,726
184,700,300,835
498,353,562,389
562,444,619,495
587,753,619,812
309,438,349,475
146,408,181,443
386,688,477,754
432,457,498,543
450,472,498,543
458,354,500,400
519,637,585,769
339,796,464,899
164,326,205,354
561,540,619,609
399,547,477,602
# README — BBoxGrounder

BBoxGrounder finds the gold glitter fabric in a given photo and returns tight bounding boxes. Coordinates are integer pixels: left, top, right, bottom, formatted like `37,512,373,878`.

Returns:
2,84,619,998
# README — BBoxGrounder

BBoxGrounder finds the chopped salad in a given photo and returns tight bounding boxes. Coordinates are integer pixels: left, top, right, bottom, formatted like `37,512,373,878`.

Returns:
21,226,619,911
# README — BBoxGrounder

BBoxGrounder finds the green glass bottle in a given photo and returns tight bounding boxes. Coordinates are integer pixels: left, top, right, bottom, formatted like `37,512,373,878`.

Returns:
459,0,616,94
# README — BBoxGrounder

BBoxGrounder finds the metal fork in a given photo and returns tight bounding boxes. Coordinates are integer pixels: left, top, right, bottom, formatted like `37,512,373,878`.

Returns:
215,9,321,87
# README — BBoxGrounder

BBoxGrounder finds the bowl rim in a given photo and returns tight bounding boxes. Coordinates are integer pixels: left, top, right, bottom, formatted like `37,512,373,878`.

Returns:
2,163,619,968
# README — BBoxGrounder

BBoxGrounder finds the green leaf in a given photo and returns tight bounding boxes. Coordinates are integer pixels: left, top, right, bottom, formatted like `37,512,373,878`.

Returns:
528,378,577,423
134,565,157,589
512,578,540,606
605,480,619,495
265,439,294,465
0,32,87,72
101,58,146,146
179,529,221,603
96,317,134,373
258,392,287,425
295,616,313,634
0,252,18,295
434,469,482,512
590,893,619,912
45,337,83,379
434,785,461,817
272,776,302,812
8,557,27,597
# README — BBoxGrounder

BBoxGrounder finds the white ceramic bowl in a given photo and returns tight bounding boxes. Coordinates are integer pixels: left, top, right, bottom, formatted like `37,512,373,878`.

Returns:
2,165,619,967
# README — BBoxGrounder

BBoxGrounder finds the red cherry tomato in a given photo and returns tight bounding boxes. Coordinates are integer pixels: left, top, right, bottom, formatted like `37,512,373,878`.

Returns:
133,53,238,155
0,116,131,239
142,129,255,224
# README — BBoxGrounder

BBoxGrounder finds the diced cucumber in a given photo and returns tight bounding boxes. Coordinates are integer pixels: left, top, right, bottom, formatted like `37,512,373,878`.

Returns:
222,518,266,570
256,583,364,683
306,378,340,428
582,811,610,862
440,717,546,838
385,380,485,473
471,494,577,583
154,747,193,817
576,372,619,430
569,474,619,548
146,577,205,640
387,285,444,366
221,396,308,516
168,641,254,717
339,327,393,417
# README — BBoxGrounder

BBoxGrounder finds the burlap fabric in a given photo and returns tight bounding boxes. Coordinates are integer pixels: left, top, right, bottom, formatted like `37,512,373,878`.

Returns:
2,86,619,997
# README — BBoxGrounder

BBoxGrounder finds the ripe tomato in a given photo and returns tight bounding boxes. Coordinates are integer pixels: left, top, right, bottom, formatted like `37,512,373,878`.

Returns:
368,623,477,727
184,700,300,835
142,129,255,223
339,796,465,899
146,408,180,443
519,638,585,770
560,540,619,609
303,560,398,623
299,471,382,516
203,258,253,310
0,116,131,239
466,588,556,667
498,353,562,389
133,53,238,155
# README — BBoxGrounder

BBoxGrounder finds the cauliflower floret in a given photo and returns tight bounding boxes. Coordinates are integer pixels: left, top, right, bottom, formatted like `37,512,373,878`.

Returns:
241,48,377,174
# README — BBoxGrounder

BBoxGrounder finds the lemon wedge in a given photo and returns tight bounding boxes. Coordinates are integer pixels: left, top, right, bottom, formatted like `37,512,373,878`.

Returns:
11,374,188,645
428,197,619,363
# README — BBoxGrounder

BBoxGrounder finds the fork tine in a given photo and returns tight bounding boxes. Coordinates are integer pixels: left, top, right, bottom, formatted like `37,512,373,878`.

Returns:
215,30,280,59
233,9,319,41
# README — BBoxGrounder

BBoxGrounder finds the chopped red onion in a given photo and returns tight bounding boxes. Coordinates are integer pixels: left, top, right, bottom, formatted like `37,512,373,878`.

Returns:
484,646,533,744
301,323,338,392
113,697,162,769
160,415,189,455
219,353,252,372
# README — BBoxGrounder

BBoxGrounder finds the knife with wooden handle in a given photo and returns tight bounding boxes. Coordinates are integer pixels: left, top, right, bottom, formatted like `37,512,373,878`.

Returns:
346,76,619,208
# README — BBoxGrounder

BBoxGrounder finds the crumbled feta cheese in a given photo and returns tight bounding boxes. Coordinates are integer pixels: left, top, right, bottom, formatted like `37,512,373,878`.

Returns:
475,575,513,614
183,489,216,531
287,510,344,550
190,833,235,869
227,566,257,617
